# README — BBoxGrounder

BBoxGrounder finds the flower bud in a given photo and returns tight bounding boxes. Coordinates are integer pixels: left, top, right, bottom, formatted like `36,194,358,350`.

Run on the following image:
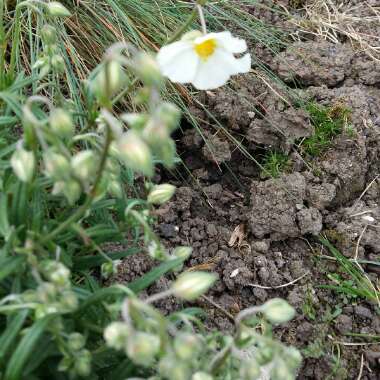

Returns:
49,108,73,138
41,24,57,45
116,130,153,177
42,261,70,287
151,138,176,168
159,355,190,380
51,54,65,73
133,52,163,86
11,148,35,182
104,322,130,350
126,332,160,366
107,180,123,199
47,2,71,17
174,333,201,360
44,151,71,181
53,180,81,205
262,298,295,324
90,61,127,105
71,150,97,182
270,358,293,380
33,57,49,70
74,349,91,377
101,260,120,279
172,272,217,301
121,113,148,130
240,359,261,380
60,290,79,312
173,246,192,261
35,304,59,319
284,347,302,370
147,240,167,260
255,345,274,365
37,282,57,303
181,30,203,42
155,102,181,132
192,372,213,380
68,333,86,351
147,184,175,205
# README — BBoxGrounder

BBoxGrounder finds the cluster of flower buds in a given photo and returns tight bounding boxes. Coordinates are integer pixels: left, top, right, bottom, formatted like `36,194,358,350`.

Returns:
58,332,92,377
24,260,79,318
33,1,71,78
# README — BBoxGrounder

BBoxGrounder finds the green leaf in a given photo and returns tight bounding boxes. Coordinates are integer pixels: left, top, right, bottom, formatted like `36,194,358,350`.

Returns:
0,310,29,363
5,315,55,380
0,194,11,240
73,248,139,270
0,256,25,282
128,258,182,293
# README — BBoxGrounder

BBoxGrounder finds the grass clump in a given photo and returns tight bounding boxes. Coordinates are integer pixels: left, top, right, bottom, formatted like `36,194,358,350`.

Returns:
260,150,290,178
300,102,351,156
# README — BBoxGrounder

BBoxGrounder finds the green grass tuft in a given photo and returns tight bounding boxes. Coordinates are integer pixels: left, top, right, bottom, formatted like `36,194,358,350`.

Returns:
301,102,351,156
260,150,290,178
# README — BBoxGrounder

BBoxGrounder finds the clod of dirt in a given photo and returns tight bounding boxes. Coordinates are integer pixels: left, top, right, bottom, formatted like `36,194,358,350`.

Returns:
248,108,314,152
249,172,308,240
335,314,353,335
202,132,231,164
306,182,337,210
351,54,380,86
318,135,367,206
296,207,323,235
273,41,353,87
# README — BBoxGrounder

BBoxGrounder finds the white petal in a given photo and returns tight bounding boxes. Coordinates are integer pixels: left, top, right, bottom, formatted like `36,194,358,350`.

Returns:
157,41,199,83
192,52,231,90
192,50,251,90
218,51,252,75
213,31,248,54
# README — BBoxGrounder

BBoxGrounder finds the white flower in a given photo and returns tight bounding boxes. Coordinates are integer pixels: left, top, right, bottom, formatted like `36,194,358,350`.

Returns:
157,31,251,90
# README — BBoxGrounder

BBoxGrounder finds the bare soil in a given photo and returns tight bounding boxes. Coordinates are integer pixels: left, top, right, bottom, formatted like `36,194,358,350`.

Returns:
116,1,380,378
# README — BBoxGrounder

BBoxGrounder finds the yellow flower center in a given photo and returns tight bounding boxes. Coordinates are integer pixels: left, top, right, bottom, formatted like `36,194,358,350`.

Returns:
194,38,217,60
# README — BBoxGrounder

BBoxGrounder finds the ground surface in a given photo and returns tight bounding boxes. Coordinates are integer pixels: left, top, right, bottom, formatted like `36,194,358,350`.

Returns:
115,1,380,378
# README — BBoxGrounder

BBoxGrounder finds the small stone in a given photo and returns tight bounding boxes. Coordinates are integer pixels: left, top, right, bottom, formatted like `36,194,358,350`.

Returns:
335,314,353,334
355,306,373,319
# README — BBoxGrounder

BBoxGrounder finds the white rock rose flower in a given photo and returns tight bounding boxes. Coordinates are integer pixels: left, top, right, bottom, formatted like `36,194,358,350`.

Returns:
157,31,251,90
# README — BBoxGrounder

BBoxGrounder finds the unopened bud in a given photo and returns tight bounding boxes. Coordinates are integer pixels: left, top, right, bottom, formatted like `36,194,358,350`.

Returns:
151,138,176,168
104,322,130,350
101,260,120,279
108,180,123,199
11,148,35,182
126,332,160,366
71,150,97,182
133,52,162,85
270,358,293,380
44,151,71,181
42,261,71,287
174,333,201,360
262,298,295,324
37,282,57,303
53,180,81,205
41,24,57,45
173,246,192,261
49,108,73,138
68,333,86,351
51,54,65,73
181,30,203,42
192,372,213,380
60,290,79,312
74,349,91,377
120,113,148,130
155,102,181,132
147,184,175,205
91,61,127,105
240,359,261,380
172,272,217,301
159,355,190,380
47,2,71,17
284,347,302,370
116,130,153,177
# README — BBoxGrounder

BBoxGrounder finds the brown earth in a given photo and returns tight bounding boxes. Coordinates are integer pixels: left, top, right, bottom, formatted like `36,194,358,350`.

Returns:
114,1,380,378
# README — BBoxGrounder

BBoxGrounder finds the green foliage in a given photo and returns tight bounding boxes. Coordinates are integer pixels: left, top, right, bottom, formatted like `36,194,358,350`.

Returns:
261,150,290,178
0,1,301,379
301,102,352,156
319,238,380,303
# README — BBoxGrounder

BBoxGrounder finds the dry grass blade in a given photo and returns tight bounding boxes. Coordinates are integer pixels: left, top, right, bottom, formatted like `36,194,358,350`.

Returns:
289,0,380,61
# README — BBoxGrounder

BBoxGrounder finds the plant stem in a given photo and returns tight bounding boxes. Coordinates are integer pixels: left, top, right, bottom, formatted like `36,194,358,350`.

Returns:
0,0,5,88
41,124,112,243
167,7,197,44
